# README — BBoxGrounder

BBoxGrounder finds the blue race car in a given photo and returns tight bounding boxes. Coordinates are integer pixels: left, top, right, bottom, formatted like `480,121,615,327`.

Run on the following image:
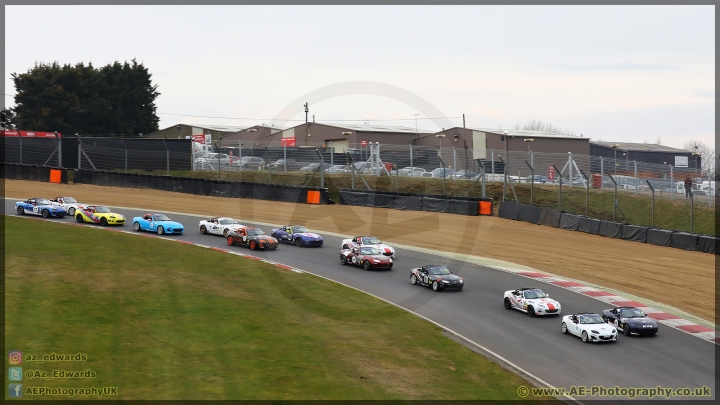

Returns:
132,213,184,235
270,225,323,247
16,198,67,218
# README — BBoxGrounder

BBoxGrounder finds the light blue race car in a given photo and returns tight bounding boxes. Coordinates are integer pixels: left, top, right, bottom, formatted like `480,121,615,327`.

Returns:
132,213,184,235
16,198,67,218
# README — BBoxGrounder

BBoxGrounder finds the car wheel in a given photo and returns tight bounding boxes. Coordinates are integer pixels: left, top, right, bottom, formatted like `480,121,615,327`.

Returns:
504,298,512,309
581,331,589,343
223,228,229,237
295,238,304,247
410,274,418,285
342,244,349,249
68,207,76,216
227,236,234,246
133,222,141,231
42,209,50,218
249,240,257,250
16,206,24,215
561,322,568,334
527,306,535,317
363,260,371,271
100,217,108,226
623,324,631,336
340,255,348,265
200,225,207,235
432,281,442,291
76,214,84,223
157,226,164,235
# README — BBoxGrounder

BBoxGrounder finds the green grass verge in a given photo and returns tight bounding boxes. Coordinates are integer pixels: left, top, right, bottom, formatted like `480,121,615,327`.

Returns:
122,169,716,236
5,216,558,401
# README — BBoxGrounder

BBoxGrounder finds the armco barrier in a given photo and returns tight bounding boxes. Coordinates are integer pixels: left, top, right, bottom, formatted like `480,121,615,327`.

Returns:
69,169,328,205
598,220,623,239
621,224,649,243
670,232,698,251
577,217,601,235
697,235,716,254
646,228,674,247
559,213,580,231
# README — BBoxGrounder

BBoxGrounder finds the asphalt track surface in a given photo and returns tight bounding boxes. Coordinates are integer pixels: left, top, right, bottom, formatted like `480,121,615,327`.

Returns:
6,200,715,403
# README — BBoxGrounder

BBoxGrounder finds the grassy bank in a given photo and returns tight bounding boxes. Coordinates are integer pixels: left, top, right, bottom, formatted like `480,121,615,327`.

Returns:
5,216,558,401
125,169,716,236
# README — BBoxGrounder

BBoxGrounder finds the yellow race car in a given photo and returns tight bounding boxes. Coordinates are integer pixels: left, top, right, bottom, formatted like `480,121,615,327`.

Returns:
74,206,126,226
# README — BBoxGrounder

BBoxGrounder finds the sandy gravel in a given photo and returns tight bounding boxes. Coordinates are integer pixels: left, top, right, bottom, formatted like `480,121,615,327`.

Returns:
5,180,715,323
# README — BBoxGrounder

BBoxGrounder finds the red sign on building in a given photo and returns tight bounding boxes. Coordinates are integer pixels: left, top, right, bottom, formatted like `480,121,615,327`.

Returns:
360,140,368,146
281,137,296,147
1,130,60,138
547,165,555,180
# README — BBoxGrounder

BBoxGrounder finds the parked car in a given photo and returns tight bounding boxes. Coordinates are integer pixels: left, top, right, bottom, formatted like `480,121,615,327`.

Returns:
270,158,304,171
195,153,231,167
454,170,477,179
430,168,455,178
402,167,426,176
234,156,266,169
528,175,548,183
300,162,333,172
325,164,350,173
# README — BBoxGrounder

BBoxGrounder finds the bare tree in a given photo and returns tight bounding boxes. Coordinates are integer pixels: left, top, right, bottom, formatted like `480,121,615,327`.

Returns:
513,119,576,136
683,140,716,176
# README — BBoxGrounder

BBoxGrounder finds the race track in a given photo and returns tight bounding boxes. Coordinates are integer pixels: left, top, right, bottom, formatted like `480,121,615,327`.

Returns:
5,199,715,403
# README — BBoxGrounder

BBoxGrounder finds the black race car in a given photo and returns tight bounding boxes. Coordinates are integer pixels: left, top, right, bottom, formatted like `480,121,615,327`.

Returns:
410,265,464,291
602,306,659,336
226,226,279,250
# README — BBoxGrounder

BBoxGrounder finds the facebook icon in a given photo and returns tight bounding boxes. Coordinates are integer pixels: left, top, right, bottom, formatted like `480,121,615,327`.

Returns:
9,383,22,397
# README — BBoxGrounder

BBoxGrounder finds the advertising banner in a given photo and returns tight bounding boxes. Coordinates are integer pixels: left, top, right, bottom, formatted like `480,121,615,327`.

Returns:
1,130,60,138
281,137,296,147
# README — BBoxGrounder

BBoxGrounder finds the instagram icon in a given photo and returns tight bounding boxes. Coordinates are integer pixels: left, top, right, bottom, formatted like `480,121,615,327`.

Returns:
8,351,22,365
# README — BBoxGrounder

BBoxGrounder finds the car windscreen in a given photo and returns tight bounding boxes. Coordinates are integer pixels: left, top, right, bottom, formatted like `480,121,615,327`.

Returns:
64,197,77,203
293,226,308,233
619,309,645,318
578,315,604,324
247,229,264,236
37,199,51,205
220,219,237,225
523,290,546,299
361,237,380,244
95,206,111,213
360,247,381,255
428,266,451,275
154,214,170,221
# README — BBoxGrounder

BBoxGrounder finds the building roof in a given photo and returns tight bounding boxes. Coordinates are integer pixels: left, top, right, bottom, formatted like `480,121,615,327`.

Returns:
179,124,250,132
469,128,588,140
316,122,434,134
591,141,688,153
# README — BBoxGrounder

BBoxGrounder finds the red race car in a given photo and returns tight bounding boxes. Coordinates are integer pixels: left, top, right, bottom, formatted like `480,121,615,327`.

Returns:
340,246,393,270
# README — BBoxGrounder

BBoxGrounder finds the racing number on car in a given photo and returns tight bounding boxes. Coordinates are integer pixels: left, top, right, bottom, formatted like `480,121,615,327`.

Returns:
423,274,429,284
33,206,40,213
351,256,357,264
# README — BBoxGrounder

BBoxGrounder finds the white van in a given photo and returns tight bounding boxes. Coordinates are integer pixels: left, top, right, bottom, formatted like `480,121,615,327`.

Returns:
192,142,214,158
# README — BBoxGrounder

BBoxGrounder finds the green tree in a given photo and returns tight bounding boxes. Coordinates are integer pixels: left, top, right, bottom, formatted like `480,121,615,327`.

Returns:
10,59,160,135
1,108,17,129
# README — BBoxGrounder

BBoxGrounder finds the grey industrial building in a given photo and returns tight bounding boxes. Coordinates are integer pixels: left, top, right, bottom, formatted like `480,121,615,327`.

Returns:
590,141,697,169
144,124,249,141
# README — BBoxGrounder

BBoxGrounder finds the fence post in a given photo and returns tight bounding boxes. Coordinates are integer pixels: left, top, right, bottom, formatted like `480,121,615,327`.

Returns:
553,165,562,210
491,149,495,179
217,153,221,181
690,192,694,233
608,174,618,221
77,140,82,170
530,150,534,170
55,131,62,168
409,144,413,177
438,155,447,195
600,157,604,190
480,160,486,198
525,160,534,206
453,147,457,181
395,164,398,192
283,143,287,172
670,164,674,200
18,136,22,164
646,180,655,227
500,154,507,201
123,139,128,172
634,160,638,195
579,169,589,217
162,140,170,176
316,148,324,189
568,152,573,188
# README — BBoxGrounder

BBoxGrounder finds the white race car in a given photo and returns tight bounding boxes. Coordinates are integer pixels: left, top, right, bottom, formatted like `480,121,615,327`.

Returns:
341,236,395,258
561,313,618,343
49,196,88,216
503,288,561,316
199,217,245,237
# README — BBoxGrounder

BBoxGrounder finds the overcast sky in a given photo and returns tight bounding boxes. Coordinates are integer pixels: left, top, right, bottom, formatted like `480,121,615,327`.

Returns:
5,5,715,149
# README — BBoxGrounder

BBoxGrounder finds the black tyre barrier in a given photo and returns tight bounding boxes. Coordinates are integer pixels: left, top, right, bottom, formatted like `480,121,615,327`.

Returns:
670,232,698,251
538,208,562,228
372,193,395,208
559,213,580,231
646,228,673,247
392,194,423,211
449,199,479,216
697,235,716,254
598,220,623,239
498,202,521,220
577,217,601,235
621,224,649,243
517,204,541,224
422,197,450,213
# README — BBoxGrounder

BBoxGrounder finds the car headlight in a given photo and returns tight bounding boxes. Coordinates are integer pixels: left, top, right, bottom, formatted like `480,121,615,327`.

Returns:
372,260,379,263
591,330,599,334
442,280,450,284
459,279,463,283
